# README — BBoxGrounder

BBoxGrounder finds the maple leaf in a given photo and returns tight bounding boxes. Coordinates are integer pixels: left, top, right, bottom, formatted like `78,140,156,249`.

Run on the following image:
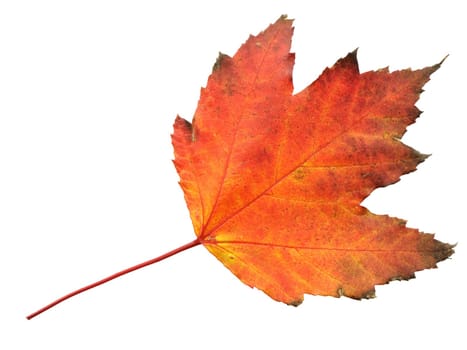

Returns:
26,16,454,320
172,15,453,305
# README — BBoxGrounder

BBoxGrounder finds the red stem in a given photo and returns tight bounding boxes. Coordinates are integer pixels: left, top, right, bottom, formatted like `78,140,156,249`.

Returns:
26,238,201,320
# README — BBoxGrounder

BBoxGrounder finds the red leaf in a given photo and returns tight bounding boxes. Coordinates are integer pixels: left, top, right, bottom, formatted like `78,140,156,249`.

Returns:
27,16,454,319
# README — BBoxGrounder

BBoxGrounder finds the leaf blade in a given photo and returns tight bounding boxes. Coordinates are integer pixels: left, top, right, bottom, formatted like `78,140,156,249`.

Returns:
172,16,454,304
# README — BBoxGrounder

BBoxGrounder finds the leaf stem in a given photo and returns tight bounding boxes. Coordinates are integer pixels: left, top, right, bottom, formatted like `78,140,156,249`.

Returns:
26,238,201,320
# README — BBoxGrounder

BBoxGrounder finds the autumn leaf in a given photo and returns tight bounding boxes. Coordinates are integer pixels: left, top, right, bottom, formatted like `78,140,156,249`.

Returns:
172,15,453,305
27,15,454,320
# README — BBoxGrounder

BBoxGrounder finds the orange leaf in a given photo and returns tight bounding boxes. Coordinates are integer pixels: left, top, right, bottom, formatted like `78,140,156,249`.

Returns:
172,15,453,305
25,15,455,320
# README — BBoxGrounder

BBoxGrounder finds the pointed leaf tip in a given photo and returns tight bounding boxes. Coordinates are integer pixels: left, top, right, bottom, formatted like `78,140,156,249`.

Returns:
212,52,230,72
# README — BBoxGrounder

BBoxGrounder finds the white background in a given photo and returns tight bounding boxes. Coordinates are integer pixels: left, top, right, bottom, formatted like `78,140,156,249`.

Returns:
1,1,465,349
